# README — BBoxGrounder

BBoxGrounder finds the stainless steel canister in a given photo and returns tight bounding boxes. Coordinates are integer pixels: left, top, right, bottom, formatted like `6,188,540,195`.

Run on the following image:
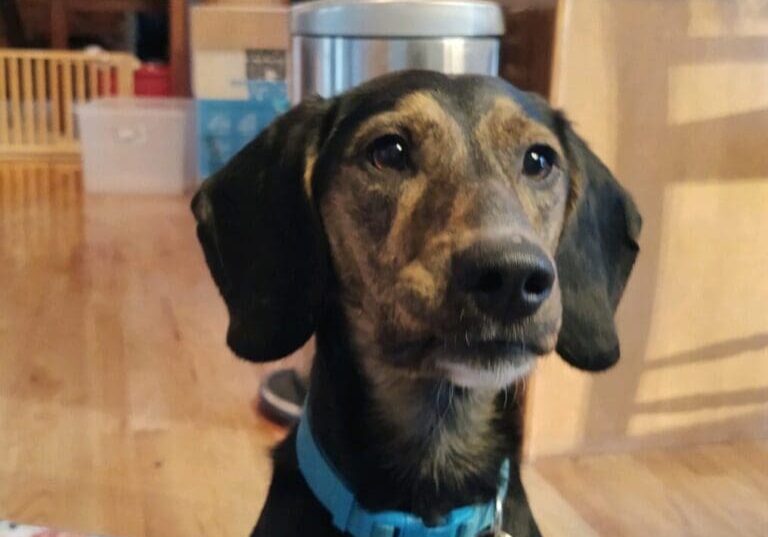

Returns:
291,0,504,101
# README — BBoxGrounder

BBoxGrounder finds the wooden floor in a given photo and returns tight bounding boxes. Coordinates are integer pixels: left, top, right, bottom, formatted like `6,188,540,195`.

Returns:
0,162,766,537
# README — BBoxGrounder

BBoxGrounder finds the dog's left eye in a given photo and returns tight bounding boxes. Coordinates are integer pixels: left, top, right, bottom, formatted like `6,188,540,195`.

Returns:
369,134,409,171
522,144,558,179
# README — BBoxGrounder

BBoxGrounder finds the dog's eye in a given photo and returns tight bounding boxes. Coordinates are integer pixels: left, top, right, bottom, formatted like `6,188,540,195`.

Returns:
522,144,558,178
369,134,409,171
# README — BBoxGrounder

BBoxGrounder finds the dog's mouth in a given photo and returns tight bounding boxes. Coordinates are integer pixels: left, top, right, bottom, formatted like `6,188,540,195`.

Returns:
443,338,550,357
436,356,536,390
382,335,551,389
435,339,546,389
385,336,550,359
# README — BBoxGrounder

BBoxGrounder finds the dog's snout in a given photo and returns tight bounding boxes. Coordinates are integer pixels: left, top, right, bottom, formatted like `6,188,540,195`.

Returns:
452,239,555,321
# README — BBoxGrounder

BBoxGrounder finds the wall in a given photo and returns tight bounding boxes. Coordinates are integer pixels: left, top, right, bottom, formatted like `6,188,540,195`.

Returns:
525,0,768,458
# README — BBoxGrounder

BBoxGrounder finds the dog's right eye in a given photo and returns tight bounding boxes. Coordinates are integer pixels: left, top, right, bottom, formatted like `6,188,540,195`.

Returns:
368,134,409,171
522,144,558,179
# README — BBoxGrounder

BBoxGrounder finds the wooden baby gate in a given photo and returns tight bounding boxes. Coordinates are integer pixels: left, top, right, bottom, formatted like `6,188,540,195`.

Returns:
0,49,138,157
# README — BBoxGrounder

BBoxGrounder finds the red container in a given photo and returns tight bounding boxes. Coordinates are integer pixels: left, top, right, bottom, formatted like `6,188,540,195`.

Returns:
134,63,172,96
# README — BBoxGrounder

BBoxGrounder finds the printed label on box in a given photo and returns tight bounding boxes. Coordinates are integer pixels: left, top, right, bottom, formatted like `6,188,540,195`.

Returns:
193,48,288,100
247,49,287,81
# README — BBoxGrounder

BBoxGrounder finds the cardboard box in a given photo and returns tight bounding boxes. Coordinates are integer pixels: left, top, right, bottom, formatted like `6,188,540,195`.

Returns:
190,5,290,177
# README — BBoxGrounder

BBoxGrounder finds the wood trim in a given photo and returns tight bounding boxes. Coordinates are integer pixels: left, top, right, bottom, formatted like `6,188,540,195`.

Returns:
169,0,190,96
50,0,68,49
0,50,137,61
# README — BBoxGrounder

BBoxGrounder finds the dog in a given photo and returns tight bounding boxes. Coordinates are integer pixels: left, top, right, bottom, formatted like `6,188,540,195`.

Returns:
192,71,641,537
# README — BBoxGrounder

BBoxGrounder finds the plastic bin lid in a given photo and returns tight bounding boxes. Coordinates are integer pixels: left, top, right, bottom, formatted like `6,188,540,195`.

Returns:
76,98,193,117
292,0,504,38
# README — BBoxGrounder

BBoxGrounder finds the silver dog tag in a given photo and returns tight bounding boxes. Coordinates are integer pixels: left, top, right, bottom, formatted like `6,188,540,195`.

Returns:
477,489,513,537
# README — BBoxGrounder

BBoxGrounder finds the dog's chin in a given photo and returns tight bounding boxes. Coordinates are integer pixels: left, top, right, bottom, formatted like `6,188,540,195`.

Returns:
437,355,536,390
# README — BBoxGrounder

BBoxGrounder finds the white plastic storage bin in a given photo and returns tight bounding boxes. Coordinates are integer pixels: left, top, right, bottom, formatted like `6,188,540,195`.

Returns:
77,98,196,194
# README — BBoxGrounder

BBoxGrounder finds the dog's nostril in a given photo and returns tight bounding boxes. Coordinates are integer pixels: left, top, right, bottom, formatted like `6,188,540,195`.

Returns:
522,269,553,298
473,270,504,294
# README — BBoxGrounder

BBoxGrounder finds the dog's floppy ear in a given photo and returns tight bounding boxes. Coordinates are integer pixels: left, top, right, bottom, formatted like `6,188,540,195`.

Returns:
191,97,334,362
554,113,642,371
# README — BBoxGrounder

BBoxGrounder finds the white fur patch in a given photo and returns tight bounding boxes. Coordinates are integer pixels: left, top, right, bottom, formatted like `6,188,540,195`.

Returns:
438,358,535,390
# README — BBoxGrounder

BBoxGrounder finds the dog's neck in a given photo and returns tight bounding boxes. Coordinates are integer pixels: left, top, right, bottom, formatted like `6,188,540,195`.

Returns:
307,298,519,524
360,357,502,486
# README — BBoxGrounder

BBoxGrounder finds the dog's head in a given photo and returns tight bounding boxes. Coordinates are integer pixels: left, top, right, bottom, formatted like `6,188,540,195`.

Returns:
192,71,641,389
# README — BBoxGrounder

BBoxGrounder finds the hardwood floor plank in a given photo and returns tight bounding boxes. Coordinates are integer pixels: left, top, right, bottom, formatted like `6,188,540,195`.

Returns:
531,442,768,537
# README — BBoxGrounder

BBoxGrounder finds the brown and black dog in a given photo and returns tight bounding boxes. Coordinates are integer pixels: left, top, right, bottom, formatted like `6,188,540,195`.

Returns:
192,71,641,536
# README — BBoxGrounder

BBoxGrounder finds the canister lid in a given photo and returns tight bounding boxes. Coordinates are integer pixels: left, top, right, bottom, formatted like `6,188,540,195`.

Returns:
292,0,504,38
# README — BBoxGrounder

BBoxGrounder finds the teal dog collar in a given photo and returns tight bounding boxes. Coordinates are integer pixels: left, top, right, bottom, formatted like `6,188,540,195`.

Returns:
296,410,510,537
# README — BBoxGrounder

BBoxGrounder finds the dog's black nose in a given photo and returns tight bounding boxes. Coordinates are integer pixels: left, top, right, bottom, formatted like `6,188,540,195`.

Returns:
452,239,555,321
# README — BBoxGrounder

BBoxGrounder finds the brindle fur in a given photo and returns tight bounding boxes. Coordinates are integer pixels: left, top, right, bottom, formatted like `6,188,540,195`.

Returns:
192,71,642,537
